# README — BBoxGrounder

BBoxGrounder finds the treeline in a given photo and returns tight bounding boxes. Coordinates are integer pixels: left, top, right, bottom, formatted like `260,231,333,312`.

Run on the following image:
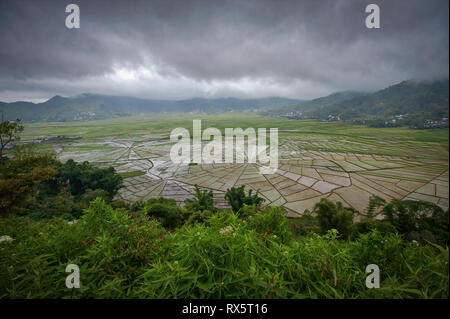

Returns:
0,146,123,219
357,115,449,129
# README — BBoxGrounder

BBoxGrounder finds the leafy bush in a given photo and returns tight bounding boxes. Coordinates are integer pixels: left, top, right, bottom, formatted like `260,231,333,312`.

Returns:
350,230,406,275
236,203,261,219
143,197,187,229
184,185,216,213
20,188,81,220
147,197,177,206
130,200,146,212
225,185,265,214
288,213,320,237
79,189,111,208
0,198,166,298
0,146,58,214
57,159,123,197
110,200,130,210
185,209,214,225
350,218,396,239
313,198,355,240
382,199,449,245
247,206,293,244
0,198,448,299
365,195,387,217
1,146,123,219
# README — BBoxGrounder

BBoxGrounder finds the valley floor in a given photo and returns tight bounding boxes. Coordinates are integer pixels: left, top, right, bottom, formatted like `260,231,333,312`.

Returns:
20,114,449,217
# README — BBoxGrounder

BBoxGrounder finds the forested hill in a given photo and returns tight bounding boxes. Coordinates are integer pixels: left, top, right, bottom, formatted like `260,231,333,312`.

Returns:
260,91,366,117
0,94,302,122
311,79,449,121
1,79,448,124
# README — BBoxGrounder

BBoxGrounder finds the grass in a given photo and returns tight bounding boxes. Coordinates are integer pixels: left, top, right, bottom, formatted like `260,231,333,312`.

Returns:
118,171,147,179
18,113,449,162
0,199,448,298
21,113,448,142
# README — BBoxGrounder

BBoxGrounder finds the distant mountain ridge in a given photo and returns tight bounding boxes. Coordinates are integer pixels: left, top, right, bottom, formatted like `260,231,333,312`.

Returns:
311,79,449,121
1,79,448,124
261,91,366,117
0,94,302,122
263,79,449,124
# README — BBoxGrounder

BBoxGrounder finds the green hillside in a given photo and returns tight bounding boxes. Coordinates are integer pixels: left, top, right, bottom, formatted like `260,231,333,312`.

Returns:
261,91,365,118
312,79,449,123
0,94,302,123
2,79,448,127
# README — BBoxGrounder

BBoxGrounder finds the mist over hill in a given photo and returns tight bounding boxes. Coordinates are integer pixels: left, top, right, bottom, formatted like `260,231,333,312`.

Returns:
0,95,302,122
260,91,367,117
311,79,449,121
263,79,449,126
1,79,448,125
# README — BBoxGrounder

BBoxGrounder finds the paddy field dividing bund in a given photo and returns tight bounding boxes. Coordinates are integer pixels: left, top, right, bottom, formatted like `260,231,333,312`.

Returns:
21,114,449,217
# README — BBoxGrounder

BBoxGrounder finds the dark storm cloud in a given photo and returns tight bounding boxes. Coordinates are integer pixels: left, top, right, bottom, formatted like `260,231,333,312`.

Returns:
0,0,448,101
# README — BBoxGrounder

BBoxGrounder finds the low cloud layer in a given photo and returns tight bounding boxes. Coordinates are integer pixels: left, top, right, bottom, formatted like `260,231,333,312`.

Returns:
0,0,448,102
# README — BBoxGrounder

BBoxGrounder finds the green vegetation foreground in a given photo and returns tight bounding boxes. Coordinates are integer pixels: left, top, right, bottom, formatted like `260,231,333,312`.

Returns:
0,198,448,298
0,119,448,298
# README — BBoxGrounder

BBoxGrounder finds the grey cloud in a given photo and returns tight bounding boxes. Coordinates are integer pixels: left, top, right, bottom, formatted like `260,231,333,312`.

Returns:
0,0,448,101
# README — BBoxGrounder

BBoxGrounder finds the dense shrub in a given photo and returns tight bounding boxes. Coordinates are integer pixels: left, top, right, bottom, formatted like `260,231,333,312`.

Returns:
184,185,216,213
0,146,58,214
382,199,449,246
0,198,166,298
247,206,293,244
313,198,355,239
350,230,448,298
143,197,188,229
22,188,83,220
110,200,130,210
236,203,261,219
350,218,397,240
225,185,265,214
185,209,214,225
57,159,123,197
350,230,406,275
0,199,448,298
0,141,124,220
2,153,124,220
79,188,111,208
288,213,320,237
130,200,146,212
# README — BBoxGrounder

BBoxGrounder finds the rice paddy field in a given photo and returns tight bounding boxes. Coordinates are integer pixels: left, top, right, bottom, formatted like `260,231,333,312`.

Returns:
21,113,449,217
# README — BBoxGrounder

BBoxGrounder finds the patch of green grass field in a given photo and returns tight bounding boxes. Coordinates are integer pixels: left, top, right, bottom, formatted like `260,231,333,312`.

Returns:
19,113,449,161
119,171,147,179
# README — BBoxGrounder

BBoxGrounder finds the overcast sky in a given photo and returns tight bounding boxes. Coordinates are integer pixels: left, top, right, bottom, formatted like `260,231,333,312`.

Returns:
0,0,448,102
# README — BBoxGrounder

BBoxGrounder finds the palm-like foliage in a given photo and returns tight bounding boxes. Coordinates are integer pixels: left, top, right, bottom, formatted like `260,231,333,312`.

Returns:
225,185,265,214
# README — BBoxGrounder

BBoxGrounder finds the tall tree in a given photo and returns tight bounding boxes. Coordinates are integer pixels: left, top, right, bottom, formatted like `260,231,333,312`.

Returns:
0,119,24,160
